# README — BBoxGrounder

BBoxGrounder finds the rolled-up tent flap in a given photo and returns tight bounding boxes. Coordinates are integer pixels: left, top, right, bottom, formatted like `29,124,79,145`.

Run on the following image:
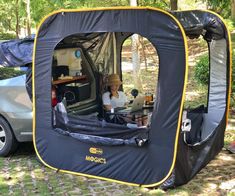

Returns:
54,128,148,147
54,110,149,143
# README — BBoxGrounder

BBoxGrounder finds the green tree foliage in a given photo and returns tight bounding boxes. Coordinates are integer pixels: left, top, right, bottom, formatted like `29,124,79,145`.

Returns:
31,0,130,24
194,54,209,85
1,0,234,39
0,0,172,39
0,68,25,80
0,0,27,38
138,0,169,8
199,0,230,18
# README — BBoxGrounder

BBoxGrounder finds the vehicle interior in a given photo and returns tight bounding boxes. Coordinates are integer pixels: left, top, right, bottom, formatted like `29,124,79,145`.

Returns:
52,46,98,116
51,32,156,124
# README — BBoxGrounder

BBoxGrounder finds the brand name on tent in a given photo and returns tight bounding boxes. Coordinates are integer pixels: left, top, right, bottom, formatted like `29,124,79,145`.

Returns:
89,147,103,155
85,156,106,164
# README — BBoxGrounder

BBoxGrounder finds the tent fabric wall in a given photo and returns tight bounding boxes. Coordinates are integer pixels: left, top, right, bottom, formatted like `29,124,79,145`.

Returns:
201,39,227,140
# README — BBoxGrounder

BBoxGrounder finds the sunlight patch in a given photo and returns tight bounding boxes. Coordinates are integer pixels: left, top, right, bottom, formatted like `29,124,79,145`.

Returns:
15,171,25,178
220,179,235,190
206,182,217,189
218,154,235,161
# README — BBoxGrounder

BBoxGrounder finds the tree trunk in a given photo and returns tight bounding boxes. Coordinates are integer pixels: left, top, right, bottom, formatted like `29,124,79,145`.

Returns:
6,19,13,31
131,34,143,91
139,36,148,71
170,0,178,10
232,0,235,19
130,0,137,6
15,0,20,38
130,0,143,91
26,0,31,36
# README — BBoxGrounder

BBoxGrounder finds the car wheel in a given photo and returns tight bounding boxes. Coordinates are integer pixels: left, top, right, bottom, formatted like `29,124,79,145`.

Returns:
0,117,18,157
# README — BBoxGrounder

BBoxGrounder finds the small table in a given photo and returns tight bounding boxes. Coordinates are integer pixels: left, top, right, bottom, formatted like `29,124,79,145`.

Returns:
52,75,87,85
106,107,153,124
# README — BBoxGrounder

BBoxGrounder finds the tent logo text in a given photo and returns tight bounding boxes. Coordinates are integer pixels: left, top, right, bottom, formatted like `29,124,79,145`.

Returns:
85,156,106,164
89,147,103,155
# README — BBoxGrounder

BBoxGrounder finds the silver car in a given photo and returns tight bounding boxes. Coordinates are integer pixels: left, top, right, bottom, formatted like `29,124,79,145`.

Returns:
0,73,32,156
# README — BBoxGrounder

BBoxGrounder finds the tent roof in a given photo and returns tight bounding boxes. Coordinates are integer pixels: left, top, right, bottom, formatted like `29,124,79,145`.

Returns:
0,36,34,67
172,10,225,40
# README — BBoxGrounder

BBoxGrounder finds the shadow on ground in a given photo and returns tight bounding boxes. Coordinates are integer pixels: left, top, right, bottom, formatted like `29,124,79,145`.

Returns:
13,142,35,156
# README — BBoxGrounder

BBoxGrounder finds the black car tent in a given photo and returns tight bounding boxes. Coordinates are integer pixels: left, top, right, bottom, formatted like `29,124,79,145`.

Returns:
32,7,232,187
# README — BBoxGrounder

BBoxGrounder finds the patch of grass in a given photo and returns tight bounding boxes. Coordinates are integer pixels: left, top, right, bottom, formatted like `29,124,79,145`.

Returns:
224,130,235,147
224,19,235,31
0,186,9,195
184,83,208,109
123,66,159,99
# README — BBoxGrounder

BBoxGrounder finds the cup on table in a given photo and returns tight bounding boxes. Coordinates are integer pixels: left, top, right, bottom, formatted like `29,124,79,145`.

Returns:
145,93,153,105
76,70,82,76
